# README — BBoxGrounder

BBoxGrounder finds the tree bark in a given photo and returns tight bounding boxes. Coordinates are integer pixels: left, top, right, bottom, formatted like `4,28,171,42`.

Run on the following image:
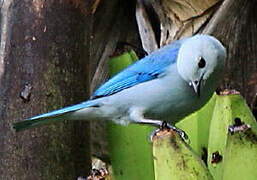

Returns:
0,1,91,179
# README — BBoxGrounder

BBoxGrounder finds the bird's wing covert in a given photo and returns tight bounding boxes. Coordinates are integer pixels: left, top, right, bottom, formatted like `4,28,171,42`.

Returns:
92,40,185,99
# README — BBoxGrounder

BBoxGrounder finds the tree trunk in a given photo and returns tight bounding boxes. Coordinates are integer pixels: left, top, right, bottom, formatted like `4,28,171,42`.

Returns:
0,1,91,179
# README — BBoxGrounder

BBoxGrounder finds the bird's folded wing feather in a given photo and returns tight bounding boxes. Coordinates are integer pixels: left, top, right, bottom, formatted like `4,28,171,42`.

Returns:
92,40,184,99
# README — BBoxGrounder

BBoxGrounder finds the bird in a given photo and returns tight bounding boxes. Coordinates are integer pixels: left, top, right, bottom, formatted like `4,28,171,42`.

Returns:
13,34,226,133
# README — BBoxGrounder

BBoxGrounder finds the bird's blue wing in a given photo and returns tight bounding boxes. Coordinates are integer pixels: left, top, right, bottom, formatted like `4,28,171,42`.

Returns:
92,39,185,99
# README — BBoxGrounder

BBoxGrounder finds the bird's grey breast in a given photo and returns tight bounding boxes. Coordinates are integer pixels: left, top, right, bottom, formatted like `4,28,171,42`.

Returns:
144,67,213,123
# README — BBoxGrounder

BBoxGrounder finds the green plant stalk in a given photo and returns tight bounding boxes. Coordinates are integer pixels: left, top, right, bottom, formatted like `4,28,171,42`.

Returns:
107,50,155,180
207,94,257,180
153,130,213,180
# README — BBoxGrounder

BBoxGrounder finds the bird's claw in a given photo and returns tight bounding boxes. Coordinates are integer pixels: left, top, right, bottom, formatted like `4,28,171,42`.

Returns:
150,121,189,143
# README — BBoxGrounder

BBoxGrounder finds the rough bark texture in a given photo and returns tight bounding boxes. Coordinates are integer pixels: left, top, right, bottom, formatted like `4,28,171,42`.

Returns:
0,0,91,179
0,0,141,179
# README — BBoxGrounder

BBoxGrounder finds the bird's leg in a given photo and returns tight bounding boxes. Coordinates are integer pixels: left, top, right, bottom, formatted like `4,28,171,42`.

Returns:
133,118,163,127
129,108,188,141
135,120,188,142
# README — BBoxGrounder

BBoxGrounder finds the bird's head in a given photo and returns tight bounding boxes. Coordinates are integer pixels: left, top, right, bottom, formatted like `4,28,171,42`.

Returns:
177,35,226,97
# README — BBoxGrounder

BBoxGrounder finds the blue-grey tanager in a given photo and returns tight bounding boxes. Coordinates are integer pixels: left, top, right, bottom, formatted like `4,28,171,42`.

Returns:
13,35,226,132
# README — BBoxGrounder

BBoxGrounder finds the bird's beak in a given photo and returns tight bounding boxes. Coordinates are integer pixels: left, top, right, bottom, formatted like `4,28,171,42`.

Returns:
190,75,204,97
191,81,201,97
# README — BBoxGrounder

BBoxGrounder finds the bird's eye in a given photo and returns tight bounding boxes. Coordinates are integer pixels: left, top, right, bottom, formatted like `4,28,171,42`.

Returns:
198,57,206,68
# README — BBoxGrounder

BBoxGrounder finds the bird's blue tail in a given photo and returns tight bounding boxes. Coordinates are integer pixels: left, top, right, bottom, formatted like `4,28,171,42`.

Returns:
13,100,98,132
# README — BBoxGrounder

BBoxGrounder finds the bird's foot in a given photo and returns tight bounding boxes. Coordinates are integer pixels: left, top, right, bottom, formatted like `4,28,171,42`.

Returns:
150,121,189,143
